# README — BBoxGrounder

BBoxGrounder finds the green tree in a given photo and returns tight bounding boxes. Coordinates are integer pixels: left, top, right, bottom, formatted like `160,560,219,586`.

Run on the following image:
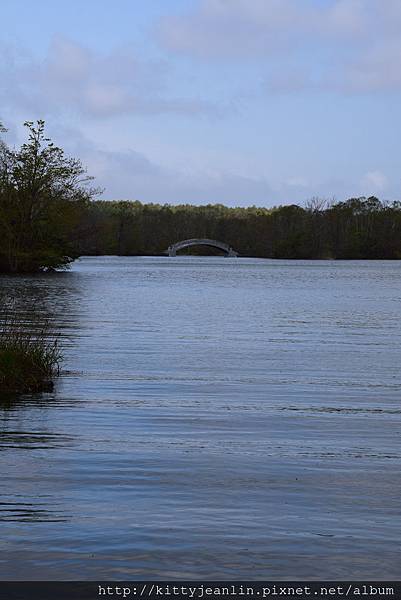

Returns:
0,120,100,273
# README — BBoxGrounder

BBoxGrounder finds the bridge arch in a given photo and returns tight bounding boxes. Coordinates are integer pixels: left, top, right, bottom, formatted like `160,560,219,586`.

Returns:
167,238,238,257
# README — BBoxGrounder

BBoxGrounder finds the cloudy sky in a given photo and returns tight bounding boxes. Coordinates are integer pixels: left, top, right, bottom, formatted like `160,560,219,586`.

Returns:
1,0,401,206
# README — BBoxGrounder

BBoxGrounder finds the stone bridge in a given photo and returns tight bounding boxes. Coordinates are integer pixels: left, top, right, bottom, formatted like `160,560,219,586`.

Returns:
167,238,238,257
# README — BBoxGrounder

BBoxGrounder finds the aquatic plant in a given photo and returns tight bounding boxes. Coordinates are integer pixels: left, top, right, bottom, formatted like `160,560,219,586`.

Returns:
0,314,61,394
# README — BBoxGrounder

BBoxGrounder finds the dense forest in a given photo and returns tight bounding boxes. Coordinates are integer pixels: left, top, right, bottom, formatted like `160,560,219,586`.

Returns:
73,196,401,260
1,120,401,273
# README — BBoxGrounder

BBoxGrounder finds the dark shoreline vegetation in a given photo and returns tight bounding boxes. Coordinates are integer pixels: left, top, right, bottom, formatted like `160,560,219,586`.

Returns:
0,313,61,394
77,196,401,260
1,120,401,276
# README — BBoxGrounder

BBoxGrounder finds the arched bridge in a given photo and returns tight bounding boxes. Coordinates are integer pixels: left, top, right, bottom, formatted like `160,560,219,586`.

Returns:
167,238,238,257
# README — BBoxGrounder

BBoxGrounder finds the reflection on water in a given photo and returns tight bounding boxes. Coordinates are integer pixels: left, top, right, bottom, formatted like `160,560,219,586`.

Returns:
1,257,401,579
0,430,75,450
0,500,69,523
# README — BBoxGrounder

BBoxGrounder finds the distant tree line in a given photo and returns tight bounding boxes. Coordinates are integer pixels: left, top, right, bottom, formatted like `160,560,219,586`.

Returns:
1,120,401,273
73,196,401,260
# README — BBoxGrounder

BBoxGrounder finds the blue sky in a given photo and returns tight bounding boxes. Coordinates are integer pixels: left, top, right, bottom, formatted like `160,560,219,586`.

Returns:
1,0,401,206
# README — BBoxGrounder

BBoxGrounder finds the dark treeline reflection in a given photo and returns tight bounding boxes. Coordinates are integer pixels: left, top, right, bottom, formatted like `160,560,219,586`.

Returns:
0,271,81,401
72,196,401,259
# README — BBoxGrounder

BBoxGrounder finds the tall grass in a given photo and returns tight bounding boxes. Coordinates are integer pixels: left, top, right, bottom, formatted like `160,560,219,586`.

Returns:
0,313,61,393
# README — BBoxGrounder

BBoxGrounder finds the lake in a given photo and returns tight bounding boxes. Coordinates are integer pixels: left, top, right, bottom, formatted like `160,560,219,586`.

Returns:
1,256,401,579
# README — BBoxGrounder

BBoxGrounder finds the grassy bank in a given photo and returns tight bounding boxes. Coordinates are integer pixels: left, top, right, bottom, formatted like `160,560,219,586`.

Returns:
0,315,61,394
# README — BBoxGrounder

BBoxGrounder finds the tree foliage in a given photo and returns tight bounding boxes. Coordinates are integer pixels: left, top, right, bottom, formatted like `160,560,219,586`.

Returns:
0,120,99,272
71,196,401,260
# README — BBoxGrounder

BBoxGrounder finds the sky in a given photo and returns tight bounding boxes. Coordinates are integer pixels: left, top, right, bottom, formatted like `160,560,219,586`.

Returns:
1,0,401,207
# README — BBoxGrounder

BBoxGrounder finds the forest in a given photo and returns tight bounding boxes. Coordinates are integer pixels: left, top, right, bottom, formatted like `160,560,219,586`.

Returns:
74,196,401,260
1,120,401,273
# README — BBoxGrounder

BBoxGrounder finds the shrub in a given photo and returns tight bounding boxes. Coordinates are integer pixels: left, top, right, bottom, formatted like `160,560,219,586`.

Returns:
0,314,61,393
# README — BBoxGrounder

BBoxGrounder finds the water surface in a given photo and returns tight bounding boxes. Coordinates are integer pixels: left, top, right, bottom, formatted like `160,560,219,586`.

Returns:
1,257,401,579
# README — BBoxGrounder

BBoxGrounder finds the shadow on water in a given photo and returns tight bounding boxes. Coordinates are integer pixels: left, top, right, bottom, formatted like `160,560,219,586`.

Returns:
0,272,81,525
0,500,70,523
0,269,83,393
0,389,59,410
0,270,81,325
0,427,75,450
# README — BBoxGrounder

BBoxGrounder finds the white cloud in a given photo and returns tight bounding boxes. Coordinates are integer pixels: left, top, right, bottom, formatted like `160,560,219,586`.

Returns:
286,176,310,188
0,36,221,119
341,40,401,93
158,0,401,94
158,0,367,59
5,119,391,206
47,125,292,205
361,170,388,192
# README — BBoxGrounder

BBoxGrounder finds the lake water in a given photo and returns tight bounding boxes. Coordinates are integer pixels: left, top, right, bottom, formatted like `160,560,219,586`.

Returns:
1,256,401,580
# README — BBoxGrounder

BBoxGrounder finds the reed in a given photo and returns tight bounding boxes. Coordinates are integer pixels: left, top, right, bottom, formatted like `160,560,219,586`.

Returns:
0,314,61,393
